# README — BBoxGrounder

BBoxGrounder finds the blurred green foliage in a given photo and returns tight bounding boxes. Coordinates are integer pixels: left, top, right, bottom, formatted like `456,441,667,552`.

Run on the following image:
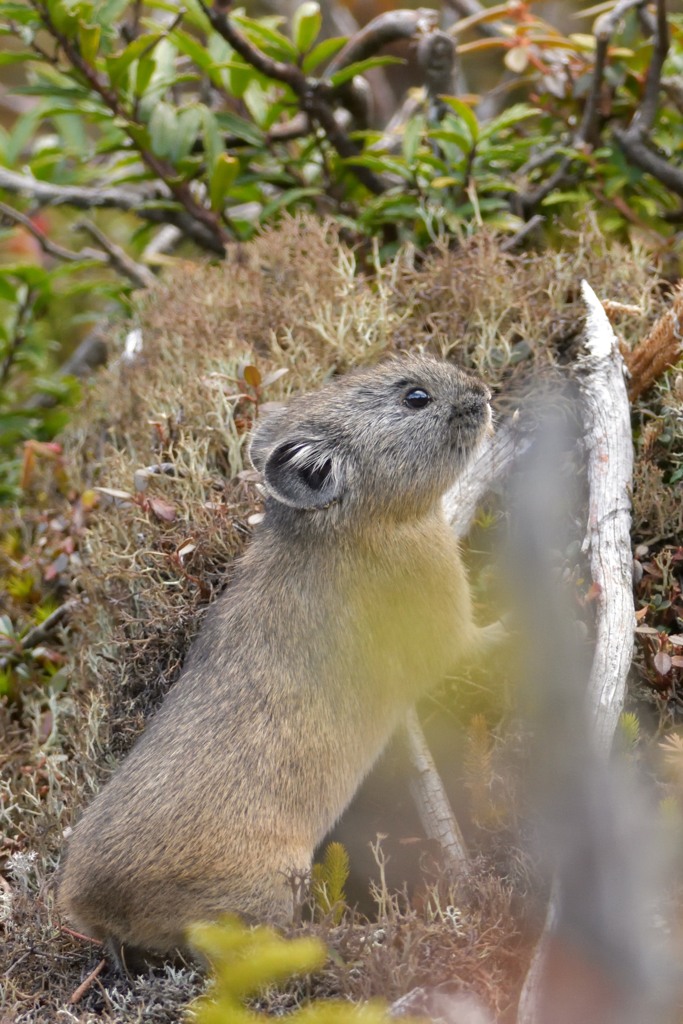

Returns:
189,915,390,1024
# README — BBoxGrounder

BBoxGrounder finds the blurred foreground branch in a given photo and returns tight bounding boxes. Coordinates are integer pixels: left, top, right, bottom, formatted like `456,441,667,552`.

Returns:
405,417,530,874
517,281,638,1024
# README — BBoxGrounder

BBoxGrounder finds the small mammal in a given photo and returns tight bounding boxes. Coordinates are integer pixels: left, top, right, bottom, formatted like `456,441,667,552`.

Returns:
58,354,492,967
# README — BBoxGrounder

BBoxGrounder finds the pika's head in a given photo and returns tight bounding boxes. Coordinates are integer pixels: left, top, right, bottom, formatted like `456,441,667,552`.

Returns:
249,355,491,526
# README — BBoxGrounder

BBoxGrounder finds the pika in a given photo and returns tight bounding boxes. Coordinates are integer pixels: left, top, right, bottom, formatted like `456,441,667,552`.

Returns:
58,354,492,967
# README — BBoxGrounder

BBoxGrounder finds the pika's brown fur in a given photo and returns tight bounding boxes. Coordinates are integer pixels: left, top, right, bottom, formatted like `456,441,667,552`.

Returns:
58,355,492,966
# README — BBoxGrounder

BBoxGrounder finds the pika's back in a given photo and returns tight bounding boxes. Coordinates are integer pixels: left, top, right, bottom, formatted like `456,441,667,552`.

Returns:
250,355,491,528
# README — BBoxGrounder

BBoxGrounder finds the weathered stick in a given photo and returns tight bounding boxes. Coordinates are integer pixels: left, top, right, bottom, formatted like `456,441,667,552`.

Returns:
404,707,471,871
578,280,636,753
68,958,106,1004
516,280,636,1024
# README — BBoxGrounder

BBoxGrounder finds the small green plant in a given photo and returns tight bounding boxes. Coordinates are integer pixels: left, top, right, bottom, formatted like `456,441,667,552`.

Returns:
189,915,388,1024
311,842,350,924
618,711,641,751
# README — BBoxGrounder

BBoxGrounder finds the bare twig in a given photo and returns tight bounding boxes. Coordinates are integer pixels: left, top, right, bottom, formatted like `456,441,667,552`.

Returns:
68,959,106,1004
0,201,155,288
442,0,506,39
0,287,32,391
0,200,100,263
20,600,80,652
613,126,683,197
325,8,439,76
518,0,663,213
614,0,680,195
75,219,156,289
500,213,545,252
403,708,471,875
632,0,669,133
0,167,145,211
0,167,225,253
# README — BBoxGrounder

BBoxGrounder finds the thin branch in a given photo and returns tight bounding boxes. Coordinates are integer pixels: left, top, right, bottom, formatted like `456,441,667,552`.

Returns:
632,0,669,133
403,708,471,875
613,125,683,197
68,959,106,1004
518,0,661,213
500,213,545,252
575,34,608,147
0,166,146,211
0,287,32,391
0,200,101,264
442,0,506,39
20,600,79,653
0,167,226,254
325,9,439,76
75,219,156,289
613,0,679,196
0,201,155,289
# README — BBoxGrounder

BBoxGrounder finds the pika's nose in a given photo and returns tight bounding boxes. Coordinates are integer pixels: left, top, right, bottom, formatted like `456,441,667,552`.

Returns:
449,381,490,421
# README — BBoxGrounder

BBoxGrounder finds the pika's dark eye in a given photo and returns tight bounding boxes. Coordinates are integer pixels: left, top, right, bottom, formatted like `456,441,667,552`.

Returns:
404,388,432,410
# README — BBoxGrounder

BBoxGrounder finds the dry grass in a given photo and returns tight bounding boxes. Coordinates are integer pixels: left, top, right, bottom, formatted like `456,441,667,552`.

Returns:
1,215,681,1022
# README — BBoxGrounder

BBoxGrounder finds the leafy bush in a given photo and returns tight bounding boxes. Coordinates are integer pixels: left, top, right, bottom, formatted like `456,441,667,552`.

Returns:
1,0,682,501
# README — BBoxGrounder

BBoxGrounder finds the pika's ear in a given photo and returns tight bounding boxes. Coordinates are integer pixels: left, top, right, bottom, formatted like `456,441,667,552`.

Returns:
248,405,288,472
263,437,344,510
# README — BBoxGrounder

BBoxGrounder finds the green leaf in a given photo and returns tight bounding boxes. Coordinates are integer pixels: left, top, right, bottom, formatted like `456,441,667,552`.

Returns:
345,153,412,181
243,79,271,128
402,114,425,164
148,100,176,158
329,55,404,89
210,153,239,211
479,103,539,141
231,13,298,62
94,0,131,27
440,97,479,143
107,32,162,87
260,186,320,220
0,273,19,302
302,35,346,74
0,51,35,65
292,2,321,55
215,110,264,147
78,20,101,63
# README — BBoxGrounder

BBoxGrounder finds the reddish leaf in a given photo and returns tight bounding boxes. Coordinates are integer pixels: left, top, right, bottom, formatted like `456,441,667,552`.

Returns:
671,656,683,669
242,364,262,388
654,651,672,676
585,581,602,603
147,496,177,523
